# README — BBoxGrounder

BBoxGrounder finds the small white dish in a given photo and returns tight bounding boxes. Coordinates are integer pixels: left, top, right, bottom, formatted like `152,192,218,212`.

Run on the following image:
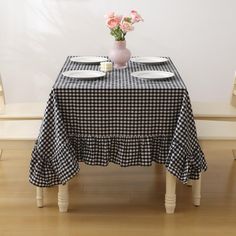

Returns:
131,71,174,80
70,56,108,64
62,70,106,79
130,57,168,64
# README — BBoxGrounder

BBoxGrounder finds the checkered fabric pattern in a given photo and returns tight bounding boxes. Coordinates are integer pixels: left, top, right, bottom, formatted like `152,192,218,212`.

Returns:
29,56,207,187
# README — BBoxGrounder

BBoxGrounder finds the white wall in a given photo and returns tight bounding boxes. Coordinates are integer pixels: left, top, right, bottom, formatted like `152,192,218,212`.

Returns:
0,0,236,103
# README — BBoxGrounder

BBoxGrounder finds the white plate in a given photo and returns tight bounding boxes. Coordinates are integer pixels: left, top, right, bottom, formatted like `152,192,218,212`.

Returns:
70,56,108,64
130,57,168,64
62,70,106,79
131,71,174,80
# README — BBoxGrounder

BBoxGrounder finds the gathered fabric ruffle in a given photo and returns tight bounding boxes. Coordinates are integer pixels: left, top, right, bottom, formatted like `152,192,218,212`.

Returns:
29,135,207,187
29,140,80,187
165,138,207,183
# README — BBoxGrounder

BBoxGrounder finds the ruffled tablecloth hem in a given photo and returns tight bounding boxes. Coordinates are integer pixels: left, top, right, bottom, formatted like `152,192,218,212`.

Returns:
29,136,207,187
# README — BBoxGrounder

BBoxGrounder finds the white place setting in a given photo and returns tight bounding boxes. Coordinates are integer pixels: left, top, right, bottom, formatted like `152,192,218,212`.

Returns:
70,56,108,64
62,70,106,79
130,56,169,64
131,70,175,80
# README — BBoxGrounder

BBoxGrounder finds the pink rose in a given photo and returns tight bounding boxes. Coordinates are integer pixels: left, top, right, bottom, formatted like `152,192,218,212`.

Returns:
130,10,143,23
106,16,121,29
120,21,134,33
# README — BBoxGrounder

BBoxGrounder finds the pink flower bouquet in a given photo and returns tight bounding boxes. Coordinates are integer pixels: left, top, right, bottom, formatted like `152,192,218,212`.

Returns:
105,10,143,41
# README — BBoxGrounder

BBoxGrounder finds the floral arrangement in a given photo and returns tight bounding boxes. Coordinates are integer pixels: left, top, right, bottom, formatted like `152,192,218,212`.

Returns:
105,10,143,41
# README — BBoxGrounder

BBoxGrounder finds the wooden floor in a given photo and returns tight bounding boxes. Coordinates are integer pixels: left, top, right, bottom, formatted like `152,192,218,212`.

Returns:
0,149,236,236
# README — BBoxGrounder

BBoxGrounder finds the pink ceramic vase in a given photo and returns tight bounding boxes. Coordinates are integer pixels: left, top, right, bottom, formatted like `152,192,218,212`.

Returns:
109,40,131,69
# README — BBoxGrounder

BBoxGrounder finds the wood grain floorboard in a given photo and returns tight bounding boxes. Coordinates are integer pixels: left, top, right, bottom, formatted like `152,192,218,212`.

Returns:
0,149,236,236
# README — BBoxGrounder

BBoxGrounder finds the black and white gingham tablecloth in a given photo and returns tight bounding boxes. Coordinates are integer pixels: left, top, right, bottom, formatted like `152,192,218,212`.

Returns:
29,56,207,187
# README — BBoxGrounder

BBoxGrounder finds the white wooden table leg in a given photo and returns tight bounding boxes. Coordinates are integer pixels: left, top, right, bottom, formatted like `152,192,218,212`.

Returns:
36,187,43,208
192,174,201,206
187,180,193,187
232,150,236,160
58,183,69,213
165,170,176,214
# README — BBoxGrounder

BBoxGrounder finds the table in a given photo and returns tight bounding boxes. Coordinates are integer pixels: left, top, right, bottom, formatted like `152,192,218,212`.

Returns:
29,56,207,189
30,57,207,187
